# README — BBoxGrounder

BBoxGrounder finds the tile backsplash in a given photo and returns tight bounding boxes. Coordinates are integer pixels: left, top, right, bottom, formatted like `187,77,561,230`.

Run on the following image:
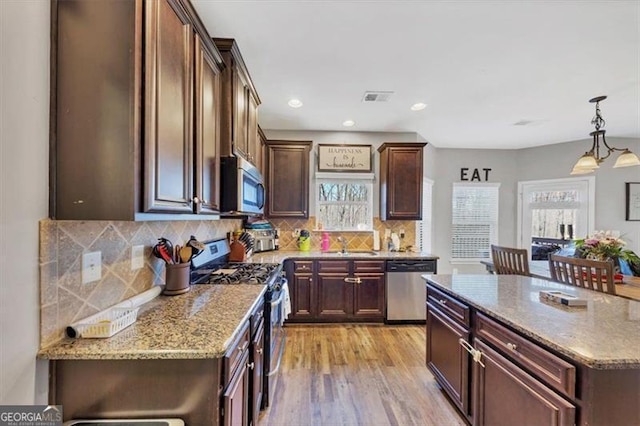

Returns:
270,216,417,252
39,218,242,347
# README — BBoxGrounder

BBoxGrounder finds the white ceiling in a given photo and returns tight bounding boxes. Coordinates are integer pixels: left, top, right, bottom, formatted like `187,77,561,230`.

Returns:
192,1,640,149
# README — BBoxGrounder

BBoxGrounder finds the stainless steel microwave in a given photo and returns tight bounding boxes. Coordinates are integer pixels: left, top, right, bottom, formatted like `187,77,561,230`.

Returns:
220,156,265,216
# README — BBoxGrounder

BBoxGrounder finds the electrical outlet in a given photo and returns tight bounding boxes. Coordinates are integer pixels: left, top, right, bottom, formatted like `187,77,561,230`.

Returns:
399,228,405,239
293,229,301,238
82,251,102,284
131,245,144,270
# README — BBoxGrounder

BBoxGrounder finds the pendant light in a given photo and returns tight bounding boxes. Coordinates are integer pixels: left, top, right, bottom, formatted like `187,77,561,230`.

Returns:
570,96,640,175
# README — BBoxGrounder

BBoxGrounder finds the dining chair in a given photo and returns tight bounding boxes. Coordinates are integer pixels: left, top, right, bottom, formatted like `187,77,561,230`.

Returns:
548,254,616,295
491,245,530,276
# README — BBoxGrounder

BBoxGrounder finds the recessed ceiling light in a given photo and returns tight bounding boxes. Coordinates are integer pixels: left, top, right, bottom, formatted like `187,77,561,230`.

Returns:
411,102,427,111
288,98,303,108
342,120,355,127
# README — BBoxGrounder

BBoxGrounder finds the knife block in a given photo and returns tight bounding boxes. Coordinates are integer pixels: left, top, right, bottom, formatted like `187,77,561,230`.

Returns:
229,240,247,262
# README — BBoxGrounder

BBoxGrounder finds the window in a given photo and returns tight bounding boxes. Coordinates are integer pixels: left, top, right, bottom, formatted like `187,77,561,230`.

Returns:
315,173,374,231
451,183,500,261
518,177,595,251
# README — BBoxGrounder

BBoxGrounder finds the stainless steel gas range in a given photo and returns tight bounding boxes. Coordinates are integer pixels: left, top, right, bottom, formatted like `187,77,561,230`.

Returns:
190,238,286,410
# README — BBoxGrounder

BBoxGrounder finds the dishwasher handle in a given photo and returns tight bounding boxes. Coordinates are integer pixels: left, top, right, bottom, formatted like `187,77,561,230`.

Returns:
386,260,437,273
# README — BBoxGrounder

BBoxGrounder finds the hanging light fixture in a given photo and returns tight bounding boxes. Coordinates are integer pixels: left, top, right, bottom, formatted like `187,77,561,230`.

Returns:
570,95,640,175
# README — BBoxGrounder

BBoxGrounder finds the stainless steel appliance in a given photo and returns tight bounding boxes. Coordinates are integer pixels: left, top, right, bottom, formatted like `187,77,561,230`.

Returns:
190,239,286,410
220,156,265,216
386,259,437,322
244,228,277,253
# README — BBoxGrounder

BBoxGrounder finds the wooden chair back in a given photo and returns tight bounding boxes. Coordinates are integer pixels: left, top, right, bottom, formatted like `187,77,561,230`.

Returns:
491,245,530,276
548,254,616,295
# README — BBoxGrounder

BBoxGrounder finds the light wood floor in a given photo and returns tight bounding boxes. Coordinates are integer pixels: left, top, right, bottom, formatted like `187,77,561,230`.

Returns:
258,324,466,426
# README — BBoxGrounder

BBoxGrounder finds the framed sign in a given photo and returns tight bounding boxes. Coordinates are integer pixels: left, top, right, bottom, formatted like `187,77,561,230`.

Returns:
626,182,640,221
317,144,372,172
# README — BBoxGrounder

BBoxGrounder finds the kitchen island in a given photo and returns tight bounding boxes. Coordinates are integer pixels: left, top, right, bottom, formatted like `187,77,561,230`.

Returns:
423,274,640,426
38,284,265,424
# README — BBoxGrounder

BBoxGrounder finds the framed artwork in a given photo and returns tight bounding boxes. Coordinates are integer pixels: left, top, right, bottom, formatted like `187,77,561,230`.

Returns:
626,182,640,221
317,144,372,172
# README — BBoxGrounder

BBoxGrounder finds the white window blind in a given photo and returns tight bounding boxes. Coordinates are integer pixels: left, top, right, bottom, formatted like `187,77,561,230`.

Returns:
417,178,434,253
451,183,500,261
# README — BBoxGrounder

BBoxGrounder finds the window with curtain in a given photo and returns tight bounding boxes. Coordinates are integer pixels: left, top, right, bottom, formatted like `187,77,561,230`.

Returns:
315,174,373,231
451,183,500,261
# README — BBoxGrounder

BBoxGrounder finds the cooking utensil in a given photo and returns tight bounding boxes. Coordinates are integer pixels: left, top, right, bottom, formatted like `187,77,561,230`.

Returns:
158,237,173,258
154,243,174,264
179,246,193,263
186,235,205,255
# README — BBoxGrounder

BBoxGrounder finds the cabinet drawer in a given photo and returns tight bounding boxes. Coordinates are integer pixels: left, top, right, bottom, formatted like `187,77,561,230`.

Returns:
353,260,385,273
426,285,470,327
317,260,350,273
475,312,575,398
292,261,314,273
223,320,250,386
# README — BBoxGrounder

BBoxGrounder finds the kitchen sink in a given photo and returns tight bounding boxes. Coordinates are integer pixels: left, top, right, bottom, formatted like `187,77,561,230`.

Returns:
326,250,378,256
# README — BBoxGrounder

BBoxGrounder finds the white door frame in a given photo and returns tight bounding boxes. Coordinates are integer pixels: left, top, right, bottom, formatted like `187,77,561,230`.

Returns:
517,176,596,249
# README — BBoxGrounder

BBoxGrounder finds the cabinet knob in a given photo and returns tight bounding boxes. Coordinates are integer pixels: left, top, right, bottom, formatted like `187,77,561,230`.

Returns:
506,343,518,352
257,348,263,355
247,362,255,370
201,199,208,205
439,299,447,305
192,197,200,204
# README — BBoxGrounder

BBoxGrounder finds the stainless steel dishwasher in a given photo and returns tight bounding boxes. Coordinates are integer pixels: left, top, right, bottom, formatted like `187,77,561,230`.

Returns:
386,259,437,322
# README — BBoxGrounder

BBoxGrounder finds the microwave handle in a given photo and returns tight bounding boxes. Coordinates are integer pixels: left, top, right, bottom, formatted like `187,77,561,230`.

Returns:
258,183,265,209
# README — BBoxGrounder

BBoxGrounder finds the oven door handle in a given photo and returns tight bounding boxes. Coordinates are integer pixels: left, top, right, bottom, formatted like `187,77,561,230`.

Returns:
266,327,287,377
270,291,285,309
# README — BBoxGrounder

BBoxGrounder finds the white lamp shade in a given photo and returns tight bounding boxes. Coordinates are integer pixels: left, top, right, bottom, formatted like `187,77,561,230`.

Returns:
613,150,640,168
571,153,599,175
570,165,595,175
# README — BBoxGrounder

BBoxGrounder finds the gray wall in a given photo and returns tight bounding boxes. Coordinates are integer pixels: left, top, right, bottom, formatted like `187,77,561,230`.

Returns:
431,148,519,274
0,0,50,404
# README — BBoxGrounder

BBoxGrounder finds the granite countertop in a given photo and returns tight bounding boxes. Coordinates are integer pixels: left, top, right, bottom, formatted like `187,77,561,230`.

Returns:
37,284,266,360
248,250,439,263
423,274,640,369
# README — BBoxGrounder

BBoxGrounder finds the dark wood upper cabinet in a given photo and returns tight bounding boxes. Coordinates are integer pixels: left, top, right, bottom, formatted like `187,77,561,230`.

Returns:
51,0,223,220
264,140,312,218
144,0,194,213
378,142,427,221
213,38,262,169
194,33,222,214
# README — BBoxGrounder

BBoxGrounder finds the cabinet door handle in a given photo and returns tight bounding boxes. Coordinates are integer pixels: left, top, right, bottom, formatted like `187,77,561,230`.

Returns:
344,277,361,284
247,362,254,370
459,338,485,368
506,343,518,352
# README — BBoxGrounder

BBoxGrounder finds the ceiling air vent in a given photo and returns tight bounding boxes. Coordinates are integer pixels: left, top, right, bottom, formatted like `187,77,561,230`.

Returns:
362,91,394,103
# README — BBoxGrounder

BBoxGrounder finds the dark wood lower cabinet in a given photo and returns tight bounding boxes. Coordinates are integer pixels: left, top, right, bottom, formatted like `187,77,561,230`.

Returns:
426,303,471,417
223,350,250,426
317,273,352,320
286,259,385,323
249,321,264,426
353,273,385,319
473,339,575,426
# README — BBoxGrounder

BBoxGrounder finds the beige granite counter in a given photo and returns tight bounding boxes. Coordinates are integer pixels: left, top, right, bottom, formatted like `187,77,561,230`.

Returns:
423,274,640,369
248,250,438,263
37,284,265,360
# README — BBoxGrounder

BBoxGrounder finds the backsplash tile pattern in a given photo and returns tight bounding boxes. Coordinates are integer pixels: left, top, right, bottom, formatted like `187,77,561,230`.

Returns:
39,218,242,348
270,216,417,251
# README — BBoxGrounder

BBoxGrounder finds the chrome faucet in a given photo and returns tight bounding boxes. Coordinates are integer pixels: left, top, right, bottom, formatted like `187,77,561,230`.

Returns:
337,236,348,254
